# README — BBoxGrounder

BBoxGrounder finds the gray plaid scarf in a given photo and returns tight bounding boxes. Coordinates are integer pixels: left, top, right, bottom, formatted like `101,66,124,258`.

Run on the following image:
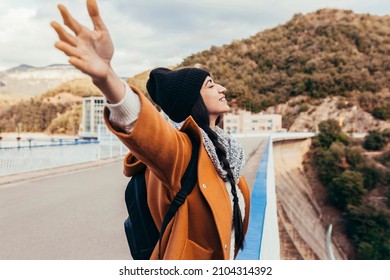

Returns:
173,122,245,181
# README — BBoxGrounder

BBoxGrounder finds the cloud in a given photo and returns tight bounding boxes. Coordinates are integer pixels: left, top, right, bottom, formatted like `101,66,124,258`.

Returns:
0,0,389,77
104,0,275,75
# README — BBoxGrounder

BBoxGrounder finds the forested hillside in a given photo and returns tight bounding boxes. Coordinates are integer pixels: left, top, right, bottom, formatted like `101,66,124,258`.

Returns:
0,79,100,134
305,120,390,259
181,9,390,119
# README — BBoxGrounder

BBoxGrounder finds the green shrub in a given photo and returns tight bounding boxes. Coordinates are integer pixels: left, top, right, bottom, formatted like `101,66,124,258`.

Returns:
363,130,386,151
315,147,344,186
318,119,342,148
357,164,383,190
345,146,365,168
328,170,366,211
347,205,390,259
356,242,380,260
372,103,390,120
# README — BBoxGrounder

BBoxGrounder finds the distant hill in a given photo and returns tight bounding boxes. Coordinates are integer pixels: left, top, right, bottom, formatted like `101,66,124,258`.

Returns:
0,64,87,99
6,64,34,72
0,77,103,134
40,78,102,99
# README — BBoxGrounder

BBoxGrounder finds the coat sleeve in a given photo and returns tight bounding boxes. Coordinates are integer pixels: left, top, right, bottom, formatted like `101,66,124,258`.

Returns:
104,84,192,190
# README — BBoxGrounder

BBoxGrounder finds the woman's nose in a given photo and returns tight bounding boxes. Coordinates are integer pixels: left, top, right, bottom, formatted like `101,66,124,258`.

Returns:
219,85,226,93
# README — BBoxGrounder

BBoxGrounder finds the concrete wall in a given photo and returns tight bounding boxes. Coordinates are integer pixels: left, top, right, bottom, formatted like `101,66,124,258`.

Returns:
273,138,344,260
237,132,345,260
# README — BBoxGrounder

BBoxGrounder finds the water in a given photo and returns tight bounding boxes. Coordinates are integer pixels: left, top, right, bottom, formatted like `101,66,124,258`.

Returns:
0,133,270,178
0,136,127,177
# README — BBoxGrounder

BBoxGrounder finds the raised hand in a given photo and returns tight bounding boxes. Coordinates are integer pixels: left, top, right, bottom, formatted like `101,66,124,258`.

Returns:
51,0,124,103
51,0,113,81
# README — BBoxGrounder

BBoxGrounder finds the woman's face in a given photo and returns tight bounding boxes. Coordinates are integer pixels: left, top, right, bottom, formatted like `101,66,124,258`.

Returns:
200,76,230,118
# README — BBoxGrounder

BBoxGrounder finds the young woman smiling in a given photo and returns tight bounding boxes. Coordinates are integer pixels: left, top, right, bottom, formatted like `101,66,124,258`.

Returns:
51,0,250,260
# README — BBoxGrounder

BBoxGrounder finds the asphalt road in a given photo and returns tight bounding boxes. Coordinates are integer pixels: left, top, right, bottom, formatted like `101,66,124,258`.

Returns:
0,160,131,260
0,137,265,260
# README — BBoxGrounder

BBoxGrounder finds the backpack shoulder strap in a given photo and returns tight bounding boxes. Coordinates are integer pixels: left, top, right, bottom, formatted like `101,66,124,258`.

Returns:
158,136,199,259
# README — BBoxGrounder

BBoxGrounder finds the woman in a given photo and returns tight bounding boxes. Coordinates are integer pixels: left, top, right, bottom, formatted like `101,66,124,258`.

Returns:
51,0,250,260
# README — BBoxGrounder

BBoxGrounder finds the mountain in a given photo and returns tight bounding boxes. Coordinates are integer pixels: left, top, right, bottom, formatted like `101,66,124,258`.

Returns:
0,64,87,99
180,9,390,130
6,64,34,72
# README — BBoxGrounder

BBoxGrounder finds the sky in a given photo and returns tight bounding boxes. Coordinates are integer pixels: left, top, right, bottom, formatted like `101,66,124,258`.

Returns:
0,0,389,77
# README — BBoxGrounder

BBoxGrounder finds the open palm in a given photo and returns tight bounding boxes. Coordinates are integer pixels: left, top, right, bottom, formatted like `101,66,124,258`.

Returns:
51,0,113,81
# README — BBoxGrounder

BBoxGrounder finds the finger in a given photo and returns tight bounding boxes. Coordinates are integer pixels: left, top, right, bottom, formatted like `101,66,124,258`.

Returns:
54,41,81,58
50,21,77,46
68,57,88,73
58,4,83,35
87,0,107,31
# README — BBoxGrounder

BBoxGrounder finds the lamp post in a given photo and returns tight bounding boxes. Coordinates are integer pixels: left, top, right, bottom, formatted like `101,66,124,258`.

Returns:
16,123,22,148
27,138,33,148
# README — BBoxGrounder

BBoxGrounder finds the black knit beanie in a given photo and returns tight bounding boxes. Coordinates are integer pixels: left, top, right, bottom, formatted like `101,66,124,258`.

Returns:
146,67,210,122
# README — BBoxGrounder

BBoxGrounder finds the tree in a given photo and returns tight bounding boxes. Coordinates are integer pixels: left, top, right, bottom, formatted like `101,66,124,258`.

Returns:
318,119,342,148
328,170,366,211
315,146,344,186
363,130,386,151
345,146,365,169
372,103,390,120
347,205,390,259
358,164,383,190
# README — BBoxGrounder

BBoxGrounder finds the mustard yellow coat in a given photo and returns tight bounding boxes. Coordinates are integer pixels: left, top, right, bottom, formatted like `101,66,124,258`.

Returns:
104,85,250,260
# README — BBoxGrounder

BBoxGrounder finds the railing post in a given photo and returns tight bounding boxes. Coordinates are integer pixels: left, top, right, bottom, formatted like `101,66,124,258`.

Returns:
97,124,101,160
326,224,336,260
109,130,113,158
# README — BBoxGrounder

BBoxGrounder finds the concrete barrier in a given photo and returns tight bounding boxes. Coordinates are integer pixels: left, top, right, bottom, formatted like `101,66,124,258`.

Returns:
237,132,319,260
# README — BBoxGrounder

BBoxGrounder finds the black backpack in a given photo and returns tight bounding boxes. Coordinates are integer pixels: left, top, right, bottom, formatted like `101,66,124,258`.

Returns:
124,137,199,260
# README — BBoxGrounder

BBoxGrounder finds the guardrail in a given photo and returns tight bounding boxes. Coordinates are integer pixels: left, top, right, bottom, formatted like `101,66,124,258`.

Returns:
237,132,316,260
0,128,127,177
237,137,272,260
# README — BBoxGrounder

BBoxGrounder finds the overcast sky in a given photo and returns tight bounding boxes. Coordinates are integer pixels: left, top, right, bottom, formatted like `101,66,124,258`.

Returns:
0,0,389,77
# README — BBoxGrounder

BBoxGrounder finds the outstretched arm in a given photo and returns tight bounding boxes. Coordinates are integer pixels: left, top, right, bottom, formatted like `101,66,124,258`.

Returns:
51,0,124,103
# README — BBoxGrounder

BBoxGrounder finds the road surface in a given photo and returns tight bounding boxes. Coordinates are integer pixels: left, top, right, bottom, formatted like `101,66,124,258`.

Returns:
0,159,130,259
0,137,265,260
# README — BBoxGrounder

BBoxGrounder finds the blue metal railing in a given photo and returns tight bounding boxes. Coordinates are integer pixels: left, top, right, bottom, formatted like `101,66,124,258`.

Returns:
237,138,270,260
237,132,315,259
0,138,98,150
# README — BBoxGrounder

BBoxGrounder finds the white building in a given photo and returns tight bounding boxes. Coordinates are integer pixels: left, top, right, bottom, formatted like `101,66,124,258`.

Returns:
79,96,105,138
78,96,283,137
223,110,282,134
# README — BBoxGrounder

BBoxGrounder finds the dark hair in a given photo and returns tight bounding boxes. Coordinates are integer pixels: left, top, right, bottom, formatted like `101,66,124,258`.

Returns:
191,96,244,251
